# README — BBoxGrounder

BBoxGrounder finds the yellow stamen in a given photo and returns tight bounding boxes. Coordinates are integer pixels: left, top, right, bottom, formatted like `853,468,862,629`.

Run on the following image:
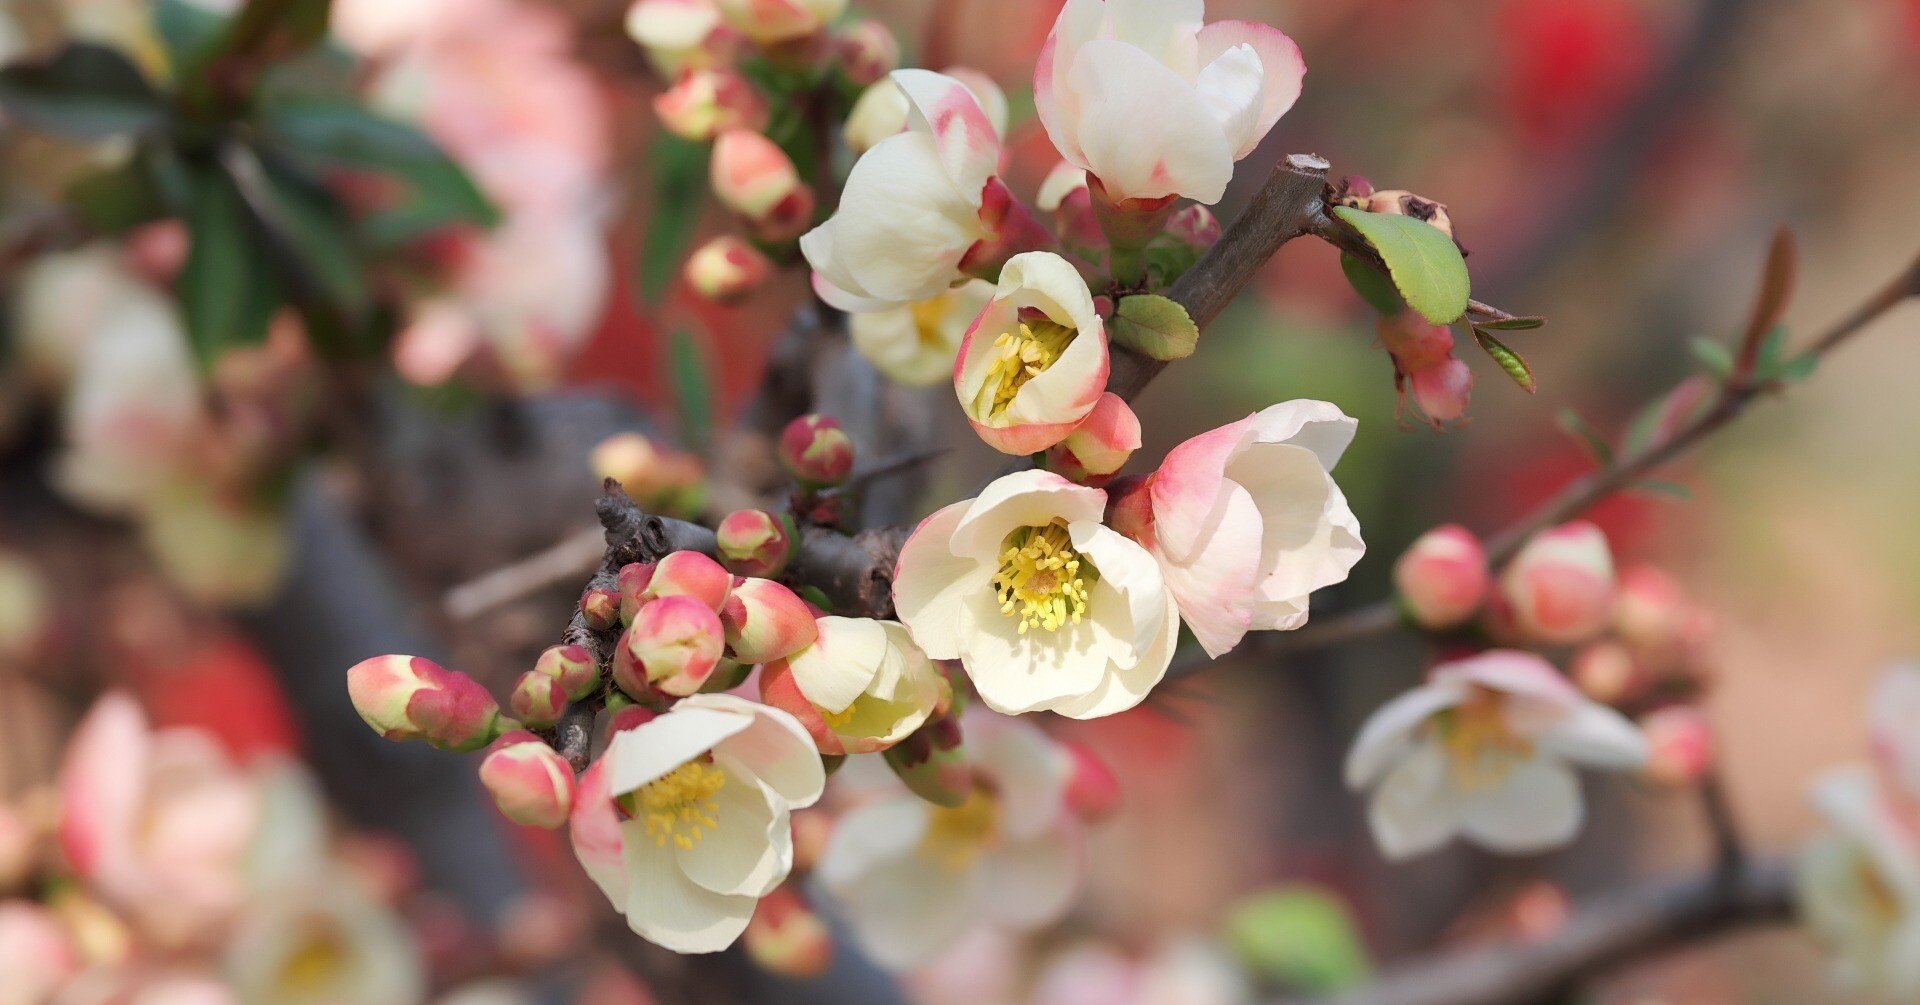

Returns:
990,521,1096,635
1430,689,1534,790
637,760,726,850
918,786,1000,870
974,318,1076,419
276,930,348,993
911,296,951,349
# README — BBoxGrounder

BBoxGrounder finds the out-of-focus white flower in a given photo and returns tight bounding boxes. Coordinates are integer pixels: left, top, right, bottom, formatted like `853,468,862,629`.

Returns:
10,246,166,388
570,695,824,954
1035,0,1305,204
1344,650,1647,860
952,253,1109,456
818,712,1082,968
1872,664,1920,803
623,0,725,73
1109,401,1362,658
1799,766,1920,998
224,876,426,1005
713,0,844,45
1031,939,1251,1005
847,280,993,387
893,469,1177,719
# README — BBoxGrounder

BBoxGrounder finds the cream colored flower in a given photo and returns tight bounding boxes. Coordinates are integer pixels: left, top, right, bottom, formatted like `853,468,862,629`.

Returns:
849,280,993,387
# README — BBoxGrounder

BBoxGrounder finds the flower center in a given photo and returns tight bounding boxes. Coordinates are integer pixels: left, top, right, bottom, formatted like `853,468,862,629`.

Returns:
918,786,1000,870
992,521,1096,635
636,760,725,850
276,929,348,994
911,296,951,349
977,317,1076,419
1855,849,1905,931
1430,689,1534,790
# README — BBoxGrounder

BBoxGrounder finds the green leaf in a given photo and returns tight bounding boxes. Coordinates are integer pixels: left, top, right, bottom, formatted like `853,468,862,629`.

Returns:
1475,315,1547,332
1110,294,1200,361
1331,206,1471,324
178,166,278,364
1474,328,1536,393
250,158,370,320
156,0,230,73
669,329,714,454
216,0,332,63
261,101,496,242
1340,253,1404,315
0,44,167,140
1690,337,1734,380
1556,408,1614,466
640,134,711,303
65,152,168,232
1774,352,1818,382
1226,886,1372,994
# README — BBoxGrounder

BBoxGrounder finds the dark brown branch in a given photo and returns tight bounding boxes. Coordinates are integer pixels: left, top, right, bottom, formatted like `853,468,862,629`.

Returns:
1280,863,1793,1005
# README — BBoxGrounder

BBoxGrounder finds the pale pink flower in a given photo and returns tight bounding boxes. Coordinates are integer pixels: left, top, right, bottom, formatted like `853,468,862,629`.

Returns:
1873,664,1920,804
952,253,1110,456
1035,0,1305,204
1344,651,1647,860
1798,767,1920,997
1110,401,1363,658
0,901,81,1005
1500,522,1615,645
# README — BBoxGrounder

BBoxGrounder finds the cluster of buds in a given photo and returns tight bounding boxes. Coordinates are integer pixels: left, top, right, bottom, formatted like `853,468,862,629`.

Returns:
1567,565,1719,786
1377,310,1474,427
590,432,707,518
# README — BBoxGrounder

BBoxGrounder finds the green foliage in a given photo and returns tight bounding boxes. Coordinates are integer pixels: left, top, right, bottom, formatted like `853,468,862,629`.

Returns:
669,329,715,455
1340,252,1404,315
1689,337,1734,380
178,167,279,363
1474,328,1536,393
640,134,712,303
1226,886,1372,994
1331,207,1471,325
155,0,231,74
0,45,167,140
1557,408,1614,466
1110,294,1200,361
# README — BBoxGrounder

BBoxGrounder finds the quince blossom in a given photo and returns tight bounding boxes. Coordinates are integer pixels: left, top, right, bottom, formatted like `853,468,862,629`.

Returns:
760,617,943,755
569,695,824,954
1035,0,1305,204
953,252,1109,456
849,279,994,387
893,469,1177,719
1344,651,1648,860
1108,401,1363,658
818,712,1082,968
1798,766,1920,997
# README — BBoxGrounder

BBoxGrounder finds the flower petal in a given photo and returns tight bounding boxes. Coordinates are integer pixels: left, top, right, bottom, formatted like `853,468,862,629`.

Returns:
815,795,931,888
961,587,1111,716
1457,758,1584,855
1195,20,1305,159
978,826,1081,929
1344,681,1467,789
787,616,889,714
1193,43,1265,159
604,705,751,797
674,769,789,898
569,759,628,906
691,695,825,808
799,132,983,306
1152,482,1262,657
1367,740,1462,860
619,828,756,953
892,69,1001,205
969,711,1070,841
893,500,988,660
1063,40,1234,203
1537,703,1649,771
949,469,1108,563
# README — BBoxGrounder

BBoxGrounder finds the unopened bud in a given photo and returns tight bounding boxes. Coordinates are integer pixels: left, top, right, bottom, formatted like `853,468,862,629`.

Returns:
1570,642,1646,707
1045,392,1140,486
535,644,600,701
685,235,773,304
1408,357,1473,424
1367,190,1455,239
1501,521,1616,645
720,578,818,663
1059,740,1120,823
715,509,797,578
1641,706,1714,787
617,562,657,626
509,671,568,730
626,0,724,64
622,596,724,697
779,414,854,488
715,0,843,45
581,588,620,631
646,551,734,611
835,19,898,87
479,733,576,829
655,68,769,142
347,655,507,752
1166,204,1222,251
1393,525,1490,630
1613,566,1691,655
744,884,834,978
711,130,813,242
882,711,970,807
1377,311,1455,371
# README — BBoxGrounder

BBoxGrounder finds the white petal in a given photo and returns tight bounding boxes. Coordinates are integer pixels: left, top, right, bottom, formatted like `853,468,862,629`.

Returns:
604,706,751,796
1537,703,1649,771
788,616,888,714
1063,40,1234,203
690,696,826,809
892,500,986,661
1367,741,1462,860
978,826,1081,929
1104,0,1205,72
802,132,983,305
1457,758,1584,855
949,469,1107,564
1231,444,1364,605
892,69,1001,204
1195,19,1306,159
1344,681,1466,789
1194,43,1265,157
815,796,930,889
827,845,977,969
674,770,789,898
1241,399,1358,470
961,587,1110,716
619,831,757,953
1153,483,1262,657
968,712,1070,842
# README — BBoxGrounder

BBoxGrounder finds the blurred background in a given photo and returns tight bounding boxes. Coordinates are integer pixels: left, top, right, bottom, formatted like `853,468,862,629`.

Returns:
1,0,1918,1002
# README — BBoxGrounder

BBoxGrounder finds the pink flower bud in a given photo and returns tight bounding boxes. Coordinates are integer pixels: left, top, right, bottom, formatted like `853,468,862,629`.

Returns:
1376,311,1457,371
347,655,506,752
0,903,80,1002
1366,189,1455,239
1166,204,1222,251
881,712,970,807
1640,706,1714,787
1407,357,1474,424
711,130,814,242
509,671,568,729
654,68,769,142
720,578,818,663
1059,740,1120,823
581,588,620,631
622,596,724,697
1571,642,1646,707
834,19,898,87
684,235,773,304
1104,474,1154,543
744,884,834,979
779,414,854,488
1393,525,1490,629
535,644,600,701
645,550,734,611
479,733,576,829
1045,392,1140,486
701,658,753,693
1501,522,1616,645
1613,566,1691,655
616,562,657,626
715,509,797,578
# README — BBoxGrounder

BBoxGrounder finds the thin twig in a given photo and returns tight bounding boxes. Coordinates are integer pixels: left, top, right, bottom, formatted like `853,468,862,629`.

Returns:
442,526,605,620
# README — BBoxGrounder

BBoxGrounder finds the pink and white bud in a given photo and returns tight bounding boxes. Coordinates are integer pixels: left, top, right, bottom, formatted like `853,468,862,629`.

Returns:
592,434,706,516
684,235,773,304
715,0,844,45
509,671,568,730
654,68,769,142
616,562,657,626
644,551,733,612
720,578,818,663
711,130,814,242
954,252,1111,455
581,588,621,631
779,414,855,488
1571,642,1646,707
744,885,834,979
1613,566,1691,655
534,644,600,702
347,655,506,752
1059,740,1120,823
1167,204,1223,252
1377,311,1455,371
1366,190,1455,239
835,20,899,87
1640,706,1714,787
715,509,797,578
0,902,80,1003
625,0,726,73
1044,392,1140,485
622,596,725,697
479,733,576,829
1393,525,1490,630
1501,521,1617,645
